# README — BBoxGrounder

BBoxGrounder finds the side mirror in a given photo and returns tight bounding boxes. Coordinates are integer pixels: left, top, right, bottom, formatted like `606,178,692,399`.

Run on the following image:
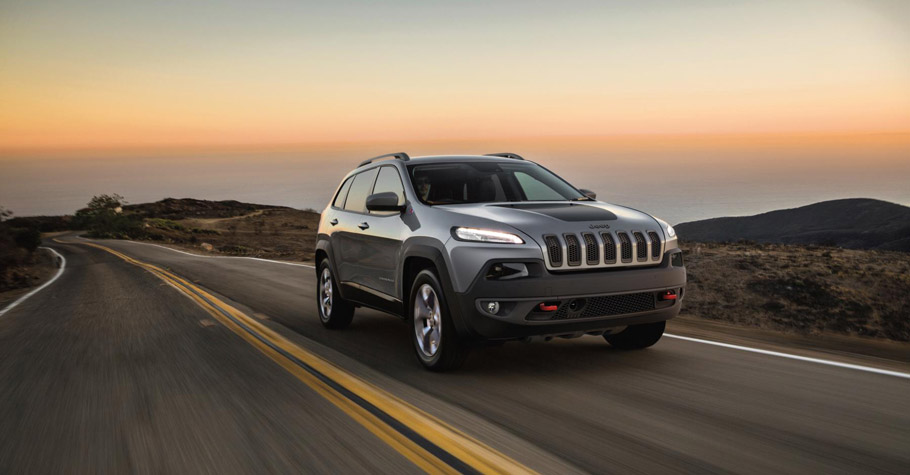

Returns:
366,192,405,212
579,189,597,200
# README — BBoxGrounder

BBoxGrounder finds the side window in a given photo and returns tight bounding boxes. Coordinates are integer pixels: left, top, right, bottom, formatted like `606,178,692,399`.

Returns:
370,166,405,215
514,171,565,201
332,177,353,208
343,168,379,213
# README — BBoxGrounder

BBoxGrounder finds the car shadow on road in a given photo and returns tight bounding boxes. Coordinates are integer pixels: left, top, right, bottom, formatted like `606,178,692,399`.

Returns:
309,310,686,379
460,337,685,376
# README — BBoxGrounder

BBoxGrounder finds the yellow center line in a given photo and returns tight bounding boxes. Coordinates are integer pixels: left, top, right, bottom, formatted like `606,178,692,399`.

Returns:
65,239,533,475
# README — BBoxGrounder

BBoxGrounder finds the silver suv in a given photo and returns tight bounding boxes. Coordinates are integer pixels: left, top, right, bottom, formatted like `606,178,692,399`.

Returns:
315,153,686,370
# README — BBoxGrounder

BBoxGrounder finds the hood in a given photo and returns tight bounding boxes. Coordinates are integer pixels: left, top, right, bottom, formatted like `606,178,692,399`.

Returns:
438,201,662,242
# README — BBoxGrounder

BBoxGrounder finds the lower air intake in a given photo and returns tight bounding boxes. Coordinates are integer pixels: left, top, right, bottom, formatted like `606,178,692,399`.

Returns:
550,292,656,320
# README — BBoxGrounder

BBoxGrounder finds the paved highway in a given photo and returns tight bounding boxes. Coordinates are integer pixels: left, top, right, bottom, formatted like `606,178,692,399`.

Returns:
1,236,908,473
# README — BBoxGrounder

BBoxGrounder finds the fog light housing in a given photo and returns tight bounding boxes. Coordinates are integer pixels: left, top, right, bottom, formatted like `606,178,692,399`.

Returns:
485,301,500,314
671,252,684,267
486,262,529,280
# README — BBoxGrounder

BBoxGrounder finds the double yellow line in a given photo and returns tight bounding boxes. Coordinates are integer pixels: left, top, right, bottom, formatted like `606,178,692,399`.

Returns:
72,240,532,475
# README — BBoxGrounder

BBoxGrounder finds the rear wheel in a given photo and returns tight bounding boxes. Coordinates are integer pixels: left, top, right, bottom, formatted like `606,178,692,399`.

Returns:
410,269,469,371
604,321,665,349
317,261,354,329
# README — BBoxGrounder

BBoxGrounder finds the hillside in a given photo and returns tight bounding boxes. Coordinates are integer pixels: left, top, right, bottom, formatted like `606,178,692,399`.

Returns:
127,198,320,261
122,198,288,220
676,198,910,251
680,241,910,342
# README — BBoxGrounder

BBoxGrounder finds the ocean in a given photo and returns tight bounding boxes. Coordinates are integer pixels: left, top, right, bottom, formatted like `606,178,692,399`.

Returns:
2,140,908,225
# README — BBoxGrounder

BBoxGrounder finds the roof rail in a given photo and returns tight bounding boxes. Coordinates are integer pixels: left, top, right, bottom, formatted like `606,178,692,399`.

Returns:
358,152,410,168
483,152,524,160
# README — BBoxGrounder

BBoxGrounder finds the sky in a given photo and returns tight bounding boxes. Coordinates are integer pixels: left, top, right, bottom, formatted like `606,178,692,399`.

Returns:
1,0,908,151
0,0,908,220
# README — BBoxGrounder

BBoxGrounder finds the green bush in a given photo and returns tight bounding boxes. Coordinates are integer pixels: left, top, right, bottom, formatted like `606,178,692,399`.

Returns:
74,194,146,239
146,218,186,231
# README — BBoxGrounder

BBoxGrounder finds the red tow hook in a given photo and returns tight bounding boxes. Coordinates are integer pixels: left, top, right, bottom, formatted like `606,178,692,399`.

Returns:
660,290,678,301
538,302,559,312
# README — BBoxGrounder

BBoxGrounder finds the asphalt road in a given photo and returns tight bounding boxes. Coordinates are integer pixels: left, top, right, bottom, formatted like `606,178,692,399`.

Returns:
2,236,909,473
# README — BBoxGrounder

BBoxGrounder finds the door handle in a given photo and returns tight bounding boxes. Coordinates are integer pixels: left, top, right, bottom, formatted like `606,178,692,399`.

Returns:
358,222,370,230
329,218,338,226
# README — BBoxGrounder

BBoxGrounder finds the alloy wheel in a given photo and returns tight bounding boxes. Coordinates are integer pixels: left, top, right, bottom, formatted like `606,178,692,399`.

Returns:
413,283,441,358
320,267,333,320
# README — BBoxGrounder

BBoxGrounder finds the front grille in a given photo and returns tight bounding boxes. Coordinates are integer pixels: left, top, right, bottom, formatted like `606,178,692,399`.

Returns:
648,231,661,259
582,233,599,265
550,292,656,320
601,232,616,263
564,234,581,266
540,230,662,270
633,232,647,261
544,235,562,266
618,232,632,262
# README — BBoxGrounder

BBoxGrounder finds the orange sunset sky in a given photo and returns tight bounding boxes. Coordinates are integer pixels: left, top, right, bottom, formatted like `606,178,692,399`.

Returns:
1,0,909,154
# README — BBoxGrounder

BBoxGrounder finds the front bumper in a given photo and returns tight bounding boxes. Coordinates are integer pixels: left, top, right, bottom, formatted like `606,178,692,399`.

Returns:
450,250,686,341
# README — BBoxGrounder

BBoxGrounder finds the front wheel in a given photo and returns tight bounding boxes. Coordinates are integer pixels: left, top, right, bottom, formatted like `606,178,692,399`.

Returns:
410,269,469,371
604,321,665,349
317,261,354,329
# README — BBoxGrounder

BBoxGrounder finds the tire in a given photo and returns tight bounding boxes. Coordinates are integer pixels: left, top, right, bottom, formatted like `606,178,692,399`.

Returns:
317,260,354,329
410,269,469,371
604,321,665,350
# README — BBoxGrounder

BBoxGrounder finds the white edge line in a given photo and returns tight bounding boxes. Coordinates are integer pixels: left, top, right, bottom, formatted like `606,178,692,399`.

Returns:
665,333,910,380
0,247,67,317
76,235,315,268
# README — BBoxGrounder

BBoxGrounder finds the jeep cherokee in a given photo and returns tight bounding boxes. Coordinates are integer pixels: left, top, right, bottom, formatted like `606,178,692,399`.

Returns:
315,152,686,371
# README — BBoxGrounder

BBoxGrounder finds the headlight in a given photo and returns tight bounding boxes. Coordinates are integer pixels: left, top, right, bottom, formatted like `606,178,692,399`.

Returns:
453,227,524,244
655,217,677,239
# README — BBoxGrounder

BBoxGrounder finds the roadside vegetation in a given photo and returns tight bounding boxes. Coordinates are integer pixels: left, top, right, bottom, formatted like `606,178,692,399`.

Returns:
74,194,145,239
680,240,910,342
0,205,47,294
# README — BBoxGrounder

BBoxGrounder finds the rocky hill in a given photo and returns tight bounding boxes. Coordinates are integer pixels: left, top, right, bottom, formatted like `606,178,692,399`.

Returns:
123,198,288,220
676,198,910,251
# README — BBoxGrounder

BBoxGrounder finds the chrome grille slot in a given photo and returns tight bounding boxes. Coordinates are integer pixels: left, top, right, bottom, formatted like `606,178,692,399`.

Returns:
648,231,661,259
601,232,616,263
544,235,562,267
618,232,632,262
582,233,599,265
564,233,581,266
633,232,647,261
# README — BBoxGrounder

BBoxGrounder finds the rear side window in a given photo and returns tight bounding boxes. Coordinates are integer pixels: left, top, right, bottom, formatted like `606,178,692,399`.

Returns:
343,168,379,213
332,177,353,208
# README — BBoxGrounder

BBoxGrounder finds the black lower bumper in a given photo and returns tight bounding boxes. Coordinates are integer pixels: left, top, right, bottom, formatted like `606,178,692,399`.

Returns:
450,252,686,341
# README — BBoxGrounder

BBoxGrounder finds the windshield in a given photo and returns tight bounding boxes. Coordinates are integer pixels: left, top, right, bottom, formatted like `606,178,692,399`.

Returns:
408,161,586,205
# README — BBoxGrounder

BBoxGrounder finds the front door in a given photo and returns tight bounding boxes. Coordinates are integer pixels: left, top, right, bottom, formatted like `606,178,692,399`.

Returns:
334,167,378,288
360,165,408,299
